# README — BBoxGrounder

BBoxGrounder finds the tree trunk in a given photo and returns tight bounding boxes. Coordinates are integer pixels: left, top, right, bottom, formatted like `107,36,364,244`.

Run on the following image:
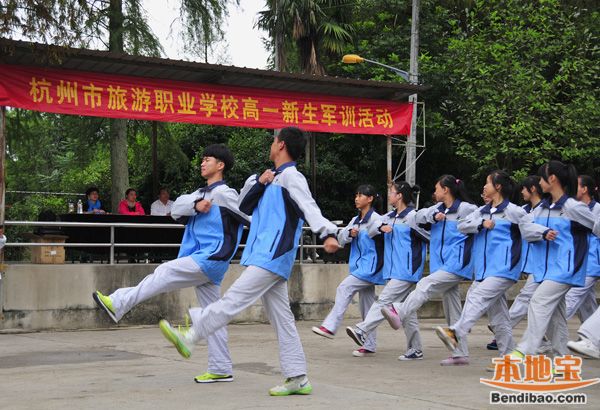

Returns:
152,121,158,199
108,0,129,211
110,119,129,211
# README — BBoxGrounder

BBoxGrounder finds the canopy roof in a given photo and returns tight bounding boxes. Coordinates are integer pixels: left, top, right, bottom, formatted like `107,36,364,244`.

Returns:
0,38,426,102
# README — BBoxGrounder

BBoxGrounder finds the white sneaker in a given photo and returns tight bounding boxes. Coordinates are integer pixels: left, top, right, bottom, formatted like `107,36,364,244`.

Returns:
269,375,312,396
567,337,600,359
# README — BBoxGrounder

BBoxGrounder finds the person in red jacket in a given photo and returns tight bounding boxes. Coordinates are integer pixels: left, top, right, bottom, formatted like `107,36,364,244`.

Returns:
118,188,145,215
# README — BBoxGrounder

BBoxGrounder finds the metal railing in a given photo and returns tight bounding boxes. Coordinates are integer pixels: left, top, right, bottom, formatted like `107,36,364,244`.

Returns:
4,220,342,265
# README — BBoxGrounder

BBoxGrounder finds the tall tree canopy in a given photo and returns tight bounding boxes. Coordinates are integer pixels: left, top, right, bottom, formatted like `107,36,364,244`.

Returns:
2,0,599,230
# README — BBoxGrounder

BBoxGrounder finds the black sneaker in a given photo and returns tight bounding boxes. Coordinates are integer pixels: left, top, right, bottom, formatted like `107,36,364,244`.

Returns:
487,339,498,350
346,326,366,347
398,348,424,361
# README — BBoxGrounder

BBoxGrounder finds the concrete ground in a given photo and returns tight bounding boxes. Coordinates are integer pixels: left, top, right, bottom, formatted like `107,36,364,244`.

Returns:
1,319,599,410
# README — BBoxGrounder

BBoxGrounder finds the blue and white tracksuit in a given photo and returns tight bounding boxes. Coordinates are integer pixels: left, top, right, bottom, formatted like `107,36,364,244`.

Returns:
516,195,598,355
321,208,384,351
565,200,600,321
577,304,600,351
392,200,477,358
110,181,249,375
508,202,543,329
189,162,338,378
355,207,429,353
450,200,526,356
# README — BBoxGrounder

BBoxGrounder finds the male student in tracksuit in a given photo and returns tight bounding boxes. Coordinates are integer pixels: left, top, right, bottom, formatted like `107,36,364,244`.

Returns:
93,144,249,384
158,127,340,396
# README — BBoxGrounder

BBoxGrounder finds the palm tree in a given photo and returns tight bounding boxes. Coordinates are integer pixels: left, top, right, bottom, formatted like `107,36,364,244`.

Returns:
258,0,353,75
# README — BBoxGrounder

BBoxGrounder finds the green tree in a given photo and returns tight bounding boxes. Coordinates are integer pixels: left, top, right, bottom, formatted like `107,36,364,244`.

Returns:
325,0,600,198
2,0,236,210
258,0,353,74
429,0,600,179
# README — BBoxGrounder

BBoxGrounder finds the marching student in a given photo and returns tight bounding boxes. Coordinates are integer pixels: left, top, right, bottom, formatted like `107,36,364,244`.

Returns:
568,305,600,359
93,144,249,384
511,161,598,358
435,171,526,361
312,184,385,357
381,175,478,366
565,175,600,322
157,127,340,396
487,175,544,351
345,181,429,361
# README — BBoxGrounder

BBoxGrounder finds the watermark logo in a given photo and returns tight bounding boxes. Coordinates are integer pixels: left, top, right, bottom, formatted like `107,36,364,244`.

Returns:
481,354,599,405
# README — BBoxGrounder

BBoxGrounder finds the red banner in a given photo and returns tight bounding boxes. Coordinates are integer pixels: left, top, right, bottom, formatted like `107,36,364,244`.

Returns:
0,64,412,135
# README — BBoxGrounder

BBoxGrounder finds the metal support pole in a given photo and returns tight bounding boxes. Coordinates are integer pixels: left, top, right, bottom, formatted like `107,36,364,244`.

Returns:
109,226,115,265
0,107,5,319
386,135,393,212
406,0,420,186
299,236,304,265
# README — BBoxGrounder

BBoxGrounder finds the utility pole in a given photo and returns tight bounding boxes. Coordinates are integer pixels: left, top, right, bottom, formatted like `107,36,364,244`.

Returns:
406,0,420,186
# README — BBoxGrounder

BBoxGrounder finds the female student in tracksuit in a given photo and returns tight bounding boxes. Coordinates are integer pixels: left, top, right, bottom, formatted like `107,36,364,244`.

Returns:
568,306,600,359
312,184,385,357
487,175,544,351
435,171,527,361
565,175,600,322
346,182,429,361
381,175,478,366
513,161,599,357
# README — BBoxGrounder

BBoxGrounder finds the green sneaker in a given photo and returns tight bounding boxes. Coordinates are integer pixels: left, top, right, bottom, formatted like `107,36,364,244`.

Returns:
269,376,312,396
194,372,234,384
93,291,118,323
159,319,194,359
509,350,524,360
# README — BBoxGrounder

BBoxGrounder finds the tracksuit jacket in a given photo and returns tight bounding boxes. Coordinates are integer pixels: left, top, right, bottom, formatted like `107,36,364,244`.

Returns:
520,195,598,286
415,200,478,279
458,200,527,281
238,161,338,279
171,181,250,285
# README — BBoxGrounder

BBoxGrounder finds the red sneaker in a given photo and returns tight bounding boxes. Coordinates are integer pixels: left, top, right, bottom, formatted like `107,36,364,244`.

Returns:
381,303,403,330
353,348,376,357
312,325,335,339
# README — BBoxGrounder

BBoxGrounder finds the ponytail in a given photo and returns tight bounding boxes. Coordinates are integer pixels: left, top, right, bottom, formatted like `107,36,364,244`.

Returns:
356,184,383,213
437,174,473,203
579,175,599,202
391,181,421,207
489,170,517,203
538,160,578,198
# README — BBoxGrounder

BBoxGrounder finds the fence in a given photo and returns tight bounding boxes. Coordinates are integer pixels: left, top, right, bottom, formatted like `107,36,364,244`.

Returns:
3,221,346,265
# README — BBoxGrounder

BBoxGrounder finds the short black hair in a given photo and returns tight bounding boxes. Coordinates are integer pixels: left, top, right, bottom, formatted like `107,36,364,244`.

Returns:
85,187,99,196
203,144,234,173
277,127,306,161
158,186,169,194
521,175,542,196
125,188,136,196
